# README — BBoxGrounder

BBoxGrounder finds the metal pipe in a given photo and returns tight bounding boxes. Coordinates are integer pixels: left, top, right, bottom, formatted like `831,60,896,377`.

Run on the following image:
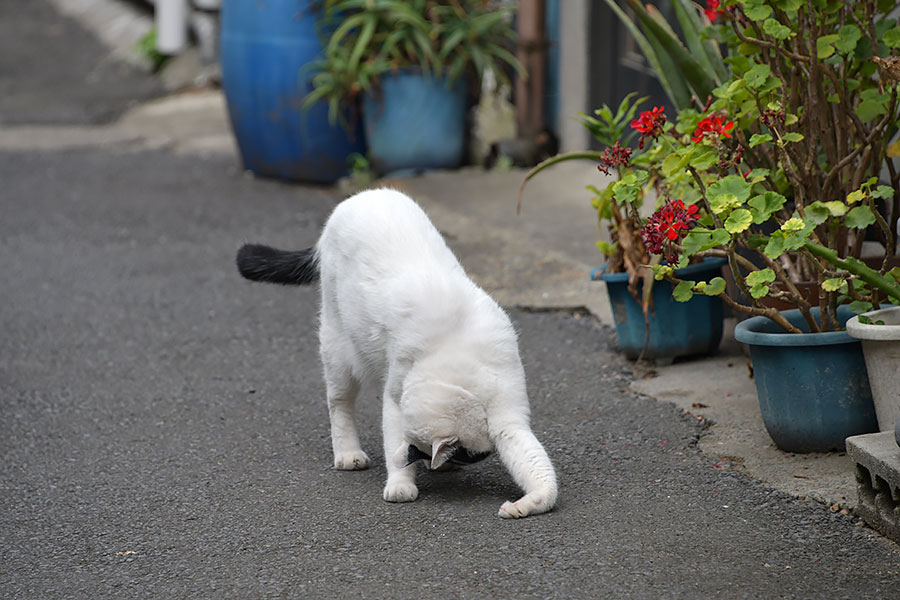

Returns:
156,0,188,55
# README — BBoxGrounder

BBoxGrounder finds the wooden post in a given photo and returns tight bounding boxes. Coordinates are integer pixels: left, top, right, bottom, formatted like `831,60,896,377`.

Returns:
516,0,547,137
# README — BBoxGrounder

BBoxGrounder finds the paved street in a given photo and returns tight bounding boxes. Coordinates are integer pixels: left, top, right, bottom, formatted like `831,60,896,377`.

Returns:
1,1,899,598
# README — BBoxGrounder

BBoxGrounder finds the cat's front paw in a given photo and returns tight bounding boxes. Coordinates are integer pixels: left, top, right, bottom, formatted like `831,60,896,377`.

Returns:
383,481,418,503
334,450,370,470
498,493,554,519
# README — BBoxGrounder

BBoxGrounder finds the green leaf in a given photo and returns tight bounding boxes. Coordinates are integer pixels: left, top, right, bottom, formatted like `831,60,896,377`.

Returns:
622,0,718,105
749,133,773,148
850,300,875,314
764,233,785,259
596,240,617,257
834,25,861,54
746,269,776,286
888,267,900,282
701,277,727,296
819,201,848,216
845,206,876,229
724,208,753,233
689,148,718,170
806,202,839,225
856,89,891,122
847,189,866,204
745,168,771,183
652,264,674,280
781,217,805,232
671,0,727,86
822,277,845,292
873,185,894,200
707,175,752,203
681,229,730,255
883,27,900,49
743,0,773,20
603,0,693,110
710,194,744,215
744,64,771,88
748,192,787,223
673,280,695,302
764,19,792,41
781,132,804,143
816,34,841,59
749,283,771,299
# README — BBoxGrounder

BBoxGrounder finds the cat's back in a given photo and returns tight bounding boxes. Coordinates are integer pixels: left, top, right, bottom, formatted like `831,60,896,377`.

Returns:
318,188,456,270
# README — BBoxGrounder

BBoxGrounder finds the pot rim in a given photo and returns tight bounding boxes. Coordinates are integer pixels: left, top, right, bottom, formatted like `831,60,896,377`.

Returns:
591,257,727,283
734,306,858,347
846,305,900,341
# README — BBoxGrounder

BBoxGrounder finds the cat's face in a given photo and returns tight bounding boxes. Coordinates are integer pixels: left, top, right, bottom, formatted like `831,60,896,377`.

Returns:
395,381,491,470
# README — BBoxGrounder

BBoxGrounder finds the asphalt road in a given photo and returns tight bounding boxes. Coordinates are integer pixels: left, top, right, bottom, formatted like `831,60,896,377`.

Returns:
1,148,898,598
1,1,899,598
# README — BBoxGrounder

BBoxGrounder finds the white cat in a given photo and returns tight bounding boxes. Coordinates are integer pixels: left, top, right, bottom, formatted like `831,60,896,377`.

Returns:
236,189,557,518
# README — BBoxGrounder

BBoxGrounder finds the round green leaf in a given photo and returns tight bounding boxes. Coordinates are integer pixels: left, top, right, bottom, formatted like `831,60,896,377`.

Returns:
845,206,876,229
724,208,753,234
673,280,695,302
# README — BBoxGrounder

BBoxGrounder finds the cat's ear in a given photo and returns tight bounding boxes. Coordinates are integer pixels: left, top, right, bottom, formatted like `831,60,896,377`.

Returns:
392,443,430,468
430,437,459,470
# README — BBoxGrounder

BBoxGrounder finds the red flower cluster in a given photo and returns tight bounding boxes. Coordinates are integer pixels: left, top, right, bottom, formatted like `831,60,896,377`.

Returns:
641,198,699,261
630,106,666,149
691,114,735,144
597,141,633,175
704,0,720,22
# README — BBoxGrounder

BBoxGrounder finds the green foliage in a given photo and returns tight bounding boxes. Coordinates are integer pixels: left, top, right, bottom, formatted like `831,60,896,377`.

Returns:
134,28,169,72
305,0,522,126
578,92,648,148
585,0,900,331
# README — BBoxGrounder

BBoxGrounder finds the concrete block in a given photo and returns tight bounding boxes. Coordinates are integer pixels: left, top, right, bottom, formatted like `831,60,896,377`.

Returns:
846,431,900,543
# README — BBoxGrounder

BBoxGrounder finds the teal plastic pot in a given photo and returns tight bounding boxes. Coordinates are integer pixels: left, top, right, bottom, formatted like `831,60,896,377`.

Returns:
362,70,467,175
592,258,726,362
734,306,877,453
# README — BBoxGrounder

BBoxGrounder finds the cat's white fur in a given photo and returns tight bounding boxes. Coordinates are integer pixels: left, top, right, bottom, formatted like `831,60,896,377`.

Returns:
316,188,557,518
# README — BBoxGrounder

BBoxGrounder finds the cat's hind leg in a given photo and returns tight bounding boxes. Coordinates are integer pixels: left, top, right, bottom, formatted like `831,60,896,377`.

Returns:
321,333,369,471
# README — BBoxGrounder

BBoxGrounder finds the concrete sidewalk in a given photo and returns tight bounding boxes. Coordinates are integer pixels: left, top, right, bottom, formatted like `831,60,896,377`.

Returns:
0,85,859,513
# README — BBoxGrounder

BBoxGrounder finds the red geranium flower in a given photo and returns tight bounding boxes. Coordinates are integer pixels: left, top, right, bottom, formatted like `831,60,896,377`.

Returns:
704,0,720,22
641,198,699,262
630,106,666,149
597,141,633,175
691,114,735,144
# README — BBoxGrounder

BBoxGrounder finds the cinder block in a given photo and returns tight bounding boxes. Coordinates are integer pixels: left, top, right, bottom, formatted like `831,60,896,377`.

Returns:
846,431,900,543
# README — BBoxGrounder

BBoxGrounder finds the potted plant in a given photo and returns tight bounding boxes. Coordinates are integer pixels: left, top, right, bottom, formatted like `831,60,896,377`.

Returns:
613,0,900,451
847,306,900,432
220,0,366,183
530,0,900,450
520,92,729,363
304,0,523,175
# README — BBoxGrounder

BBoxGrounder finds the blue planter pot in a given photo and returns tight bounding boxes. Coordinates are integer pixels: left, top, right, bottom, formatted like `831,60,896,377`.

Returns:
220,0,365,183
592,258,726,362
362,71,467,175
734,306,878,453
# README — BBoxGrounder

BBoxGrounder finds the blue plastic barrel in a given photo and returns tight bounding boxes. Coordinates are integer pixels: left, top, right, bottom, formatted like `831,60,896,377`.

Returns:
220,0,364,183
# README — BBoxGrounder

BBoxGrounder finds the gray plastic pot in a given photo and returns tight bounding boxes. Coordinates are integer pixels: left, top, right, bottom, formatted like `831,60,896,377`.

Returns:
846,306,900,432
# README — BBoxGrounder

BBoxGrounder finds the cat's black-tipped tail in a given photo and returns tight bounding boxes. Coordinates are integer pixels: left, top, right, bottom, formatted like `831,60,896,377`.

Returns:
236,243,320,285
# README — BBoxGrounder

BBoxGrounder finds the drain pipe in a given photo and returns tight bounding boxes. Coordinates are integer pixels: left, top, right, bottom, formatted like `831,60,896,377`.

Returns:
156,0,188,55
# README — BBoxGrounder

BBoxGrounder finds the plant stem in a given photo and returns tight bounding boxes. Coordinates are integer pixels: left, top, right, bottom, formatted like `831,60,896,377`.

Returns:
804,240,900,303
